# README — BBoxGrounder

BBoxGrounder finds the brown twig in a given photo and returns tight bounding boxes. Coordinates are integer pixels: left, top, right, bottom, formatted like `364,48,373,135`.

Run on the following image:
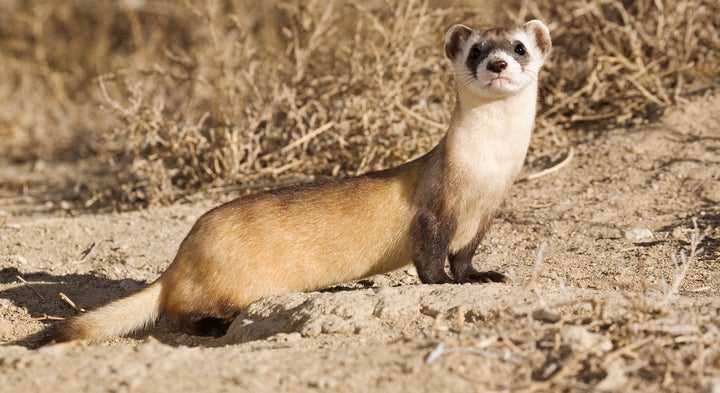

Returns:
526,148,574,181
74,240,107,264
34,314,66,321
15,275,45,301
657,218,705,306
604,337,653,364
59,292,86,313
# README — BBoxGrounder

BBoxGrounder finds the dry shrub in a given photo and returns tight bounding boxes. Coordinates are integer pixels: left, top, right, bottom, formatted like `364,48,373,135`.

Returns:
0,0,191,162
1,0,718,208
504,222,714,391
522,0,720,147
99,0,481,207
101,0,720,208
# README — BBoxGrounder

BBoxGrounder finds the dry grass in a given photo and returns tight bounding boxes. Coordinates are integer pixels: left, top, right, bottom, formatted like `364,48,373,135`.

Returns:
521,0,720,146
0,1,190,161
88,0,462,207
0,0,718,208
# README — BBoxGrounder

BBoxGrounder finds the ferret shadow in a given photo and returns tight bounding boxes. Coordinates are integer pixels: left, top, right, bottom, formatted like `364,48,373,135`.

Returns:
0,267,136,318
0,267,186,348
1,267,380,349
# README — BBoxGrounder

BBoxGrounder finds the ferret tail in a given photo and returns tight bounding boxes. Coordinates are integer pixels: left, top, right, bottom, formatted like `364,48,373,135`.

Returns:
37,280,164,346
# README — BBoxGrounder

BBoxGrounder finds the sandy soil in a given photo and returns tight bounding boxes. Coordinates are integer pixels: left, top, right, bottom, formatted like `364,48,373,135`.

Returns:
1,94,719,392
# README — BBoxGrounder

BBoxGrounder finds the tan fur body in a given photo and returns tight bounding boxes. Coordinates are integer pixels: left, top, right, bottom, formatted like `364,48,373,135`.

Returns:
161,165,420,327
36,20,552,344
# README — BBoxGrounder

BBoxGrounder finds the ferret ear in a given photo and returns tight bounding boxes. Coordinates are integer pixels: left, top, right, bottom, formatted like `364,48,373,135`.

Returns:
444,24,473,60
523,20,552,58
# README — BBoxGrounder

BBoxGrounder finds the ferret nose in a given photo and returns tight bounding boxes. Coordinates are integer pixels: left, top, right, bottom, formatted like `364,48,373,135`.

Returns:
487,60,507,73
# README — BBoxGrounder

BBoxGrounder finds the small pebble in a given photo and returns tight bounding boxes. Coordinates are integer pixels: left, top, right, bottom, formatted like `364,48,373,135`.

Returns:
624,227,653,242
10,255,28,265
701,182,720,203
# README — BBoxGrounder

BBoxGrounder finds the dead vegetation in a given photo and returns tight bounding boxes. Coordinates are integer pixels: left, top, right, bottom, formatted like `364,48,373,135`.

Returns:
524,0,720,145
0,0,718,209
419,220,717,391
520,220,716,391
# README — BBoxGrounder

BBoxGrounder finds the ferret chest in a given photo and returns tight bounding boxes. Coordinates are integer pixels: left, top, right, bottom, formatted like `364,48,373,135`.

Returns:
445,163,510,253
443,100,535,252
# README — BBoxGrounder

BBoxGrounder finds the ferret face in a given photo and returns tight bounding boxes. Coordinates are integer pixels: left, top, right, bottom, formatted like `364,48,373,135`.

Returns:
444,20,551,99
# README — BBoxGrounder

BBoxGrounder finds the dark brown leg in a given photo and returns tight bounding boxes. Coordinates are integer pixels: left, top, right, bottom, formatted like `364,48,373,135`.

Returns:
411,212,453,284
448,233,508,284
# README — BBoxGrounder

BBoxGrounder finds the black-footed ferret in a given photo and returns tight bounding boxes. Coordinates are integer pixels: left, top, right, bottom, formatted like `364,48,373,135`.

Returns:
35,20,551,344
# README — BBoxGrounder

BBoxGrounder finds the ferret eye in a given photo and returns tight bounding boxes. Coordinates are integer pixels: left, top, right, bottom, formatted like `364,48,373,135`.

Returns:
468,47,481,59
514,43,526,56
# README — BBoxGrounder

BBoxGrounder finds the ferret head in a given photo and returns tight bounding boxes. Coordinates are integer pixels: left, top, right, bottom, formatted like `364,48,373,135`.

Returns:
444,20,551,99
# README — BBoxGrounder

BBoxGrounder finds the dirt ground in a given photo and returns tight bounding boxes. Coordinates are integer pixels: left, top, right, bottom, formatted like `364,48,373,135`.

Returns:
1,94,720,392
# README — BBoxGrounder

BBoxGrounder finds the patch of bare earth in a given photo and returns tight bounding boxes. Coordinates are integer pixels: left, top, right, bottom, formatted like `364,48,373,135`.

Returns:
1,95,719,392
